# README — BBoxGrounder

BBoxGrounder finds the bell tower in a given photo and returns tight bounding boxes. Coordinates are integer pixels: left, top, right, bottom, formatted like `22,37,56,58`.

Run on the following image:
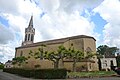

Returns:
22,16,35,46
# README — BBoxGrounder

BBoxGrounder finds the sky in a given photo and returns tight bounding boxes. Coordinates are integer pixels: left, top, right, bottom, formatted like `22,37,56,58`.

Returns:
0,0,120,63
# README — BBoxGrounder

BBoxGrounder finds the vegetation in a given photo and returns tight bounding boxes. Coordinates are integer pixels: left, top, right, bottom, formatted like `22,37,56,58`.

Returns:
32,44,86,70
0,63,4,69
97,45,119,70
68,71,116,78
66,44,84,72
44,45,68,69
97,45,118,57
3,68,67,79
12,44,95,72
12,56,27,67
116,56,120,67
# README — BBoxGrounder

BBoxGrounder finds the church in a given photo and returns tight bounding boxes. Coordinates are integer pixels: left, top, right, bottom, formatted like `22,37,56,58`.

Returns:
15,16,98,71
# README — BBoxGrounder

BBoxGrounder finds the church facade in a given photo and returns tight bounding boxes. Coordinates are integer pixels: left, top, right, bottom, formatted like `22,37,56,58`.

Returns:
15,16,98,71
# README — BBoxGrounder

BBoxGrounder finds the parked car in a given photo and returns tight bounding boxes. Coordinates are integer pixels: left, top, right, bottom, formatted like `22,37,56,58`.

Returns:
114,67,120,75
111,66,120,75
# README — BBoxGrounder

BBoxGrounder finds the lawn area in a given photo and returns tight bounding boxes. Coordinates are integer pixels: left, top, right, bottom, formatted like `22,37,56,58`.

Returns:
67,71,116,78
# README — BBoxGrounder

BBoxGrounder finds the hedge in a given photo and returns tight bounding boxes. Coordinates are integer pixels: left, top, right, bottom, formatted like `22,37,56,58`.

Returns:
3,68,67,79
0,64,4,69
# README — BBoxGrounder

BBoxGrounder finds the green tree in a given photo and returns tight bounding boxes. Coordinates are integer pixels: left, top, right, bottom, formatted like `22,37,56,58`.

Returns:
97,45,109,56
12,56,27,67
33,44,47,60
44,45,68,69
66,44,84,72
108,47,119,55
116,56,120,67
97,45,119,70
97,45,118,57
0,63,4,69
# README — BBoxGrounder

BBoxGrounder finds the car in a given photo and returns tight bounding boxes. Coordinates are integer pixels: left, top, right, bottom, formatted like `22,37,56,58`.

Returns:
112,66,120,75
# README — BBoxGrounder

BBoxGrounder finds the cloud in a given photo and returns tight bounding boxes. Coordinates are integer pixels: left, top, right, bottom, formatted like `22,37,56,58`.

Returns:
39,0,103,14
0,0,19,15
0,44,15,63
58,0,103,14
0,0,104,63
0,23,14,44
94,0,120,47
33,0,103,41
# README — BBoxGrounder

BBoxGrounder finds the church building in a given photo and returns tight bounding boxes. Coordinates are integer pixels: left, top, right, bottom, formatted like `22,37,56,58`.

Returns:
15,16,98,71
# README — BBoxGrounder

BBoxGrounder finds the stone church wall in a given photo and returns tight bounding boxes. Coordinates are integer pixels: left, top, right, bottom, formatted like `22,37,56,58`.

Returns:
15,36,99,71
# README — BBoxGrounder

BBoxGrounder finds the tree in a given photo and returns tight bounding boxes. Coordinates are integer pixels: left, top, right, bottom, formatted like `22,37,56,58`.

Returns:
116,56,120,67
0,63,4,69
12,56,27,67
97,45,109,56
97,45,118,57
27,44,47,68
97,45,119,71
33,44,47,60
44,45,68,69
66,44,84,72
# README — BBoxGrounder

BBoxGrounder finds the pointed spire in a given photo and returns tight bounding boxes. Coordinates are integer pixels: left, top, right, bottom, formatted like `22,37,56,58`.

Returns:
28,15,33,28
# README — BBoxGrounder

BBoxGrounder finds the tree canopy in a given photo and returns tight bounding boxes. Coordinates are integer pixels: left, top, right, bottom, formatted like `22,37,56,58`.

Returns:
12,56,27,66
97,45,119,58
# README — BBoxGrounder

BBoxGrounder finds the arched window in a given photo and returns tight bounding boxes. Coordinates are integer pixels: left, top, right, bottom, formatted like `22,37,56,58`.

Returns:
28,34,30,41
31,34,34,41
25,34,27,41
86,47,92,53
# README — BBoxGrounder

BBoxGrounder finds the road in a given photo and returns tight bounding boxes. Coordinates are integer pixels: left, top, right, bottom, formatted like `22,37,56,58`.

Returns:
0,70,120,80
0,70,40,80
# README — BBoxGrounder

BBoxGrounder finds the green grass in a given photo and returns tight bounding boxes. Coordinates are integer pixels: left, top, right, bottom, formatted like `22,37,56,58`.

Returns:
67,71,116,77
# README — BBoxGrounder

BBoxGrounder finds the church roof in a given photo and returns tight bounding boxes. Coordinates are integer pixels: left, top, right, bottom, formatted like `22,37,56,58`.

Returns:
16,35,96,49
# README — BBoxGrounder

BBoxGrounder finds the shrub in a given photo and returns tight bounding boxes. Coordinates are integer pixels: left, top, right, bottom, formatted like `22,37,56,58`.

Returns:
0,64,4,69
34,69,67,79
3,68,67,79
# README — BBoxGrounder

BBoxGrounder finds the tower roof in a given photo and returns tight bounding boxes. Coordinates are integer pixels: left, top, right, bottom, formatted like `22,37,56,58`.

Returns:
28,16,33,28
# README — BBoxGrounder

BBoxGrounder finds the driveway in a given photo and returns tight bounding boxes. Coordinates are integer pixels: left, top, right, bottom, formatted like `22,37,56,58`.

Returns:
0,70,120,80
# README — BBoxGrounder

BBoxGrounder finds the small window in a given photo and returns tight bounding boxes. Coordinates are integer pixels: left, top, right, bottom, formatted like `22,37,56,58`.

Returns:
105,63,107,67
110,60,114,66
105,60,107,62
86,47,92,53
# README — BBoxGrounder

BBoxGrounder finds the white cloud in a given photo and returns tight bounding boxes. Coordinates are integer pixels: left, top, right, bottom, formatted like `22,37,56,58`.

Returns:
0,0,104,63
0,0,19,15
0,23,14,44
0,44,16,63
94,0,120,47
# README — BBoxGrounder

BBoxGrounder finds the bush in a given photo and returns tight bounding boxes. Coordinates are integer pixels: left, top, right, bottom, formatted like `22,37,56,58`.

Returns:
34,69,67,79
0,64,4,69
3,68,67,79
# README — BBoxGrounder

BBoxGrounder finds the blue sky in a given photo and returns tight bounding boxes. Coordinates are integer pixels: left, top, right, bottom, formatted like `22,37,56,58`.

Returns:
91,13,107,35
0,16,9,27
91,12,107,44
81,9,107,36
0,0,120,63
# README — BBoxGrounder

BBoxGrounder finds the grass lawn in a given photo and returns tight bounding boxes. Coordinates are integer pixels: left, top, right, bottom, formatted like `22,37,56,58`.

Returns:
67,71,117,78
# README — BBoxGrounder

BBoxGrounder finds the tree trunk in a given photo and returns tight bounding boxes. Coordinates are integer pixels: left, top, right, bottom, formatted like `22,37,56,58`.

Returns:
73,59,77,72
61,58,64,68
54,60,59,69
